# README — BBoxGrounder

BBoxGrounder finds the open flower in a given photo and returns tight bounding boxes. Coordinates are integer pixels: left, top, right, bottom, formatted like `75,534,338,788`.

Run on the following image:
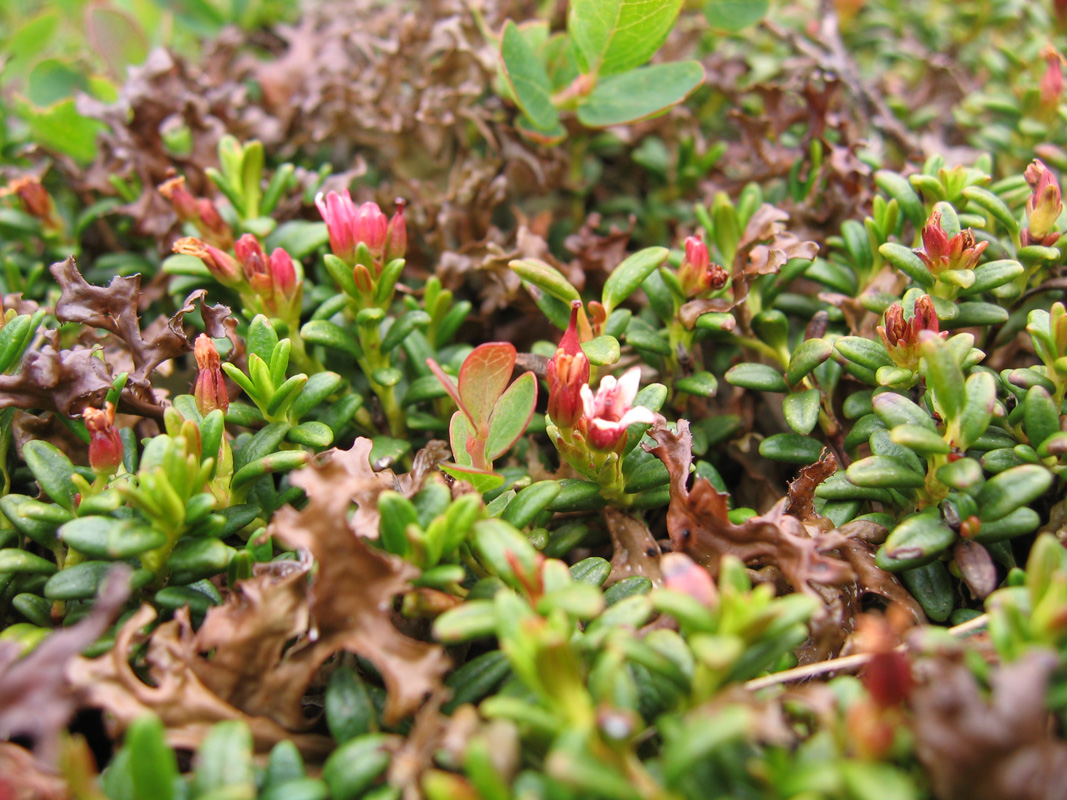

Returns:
579,366,657,451
916,211,987,275
546,302,590,429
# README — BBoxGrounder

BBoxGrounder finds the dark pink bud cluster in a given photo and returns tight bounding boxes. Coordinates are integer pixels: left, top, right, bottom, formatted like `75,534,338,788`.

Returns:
314,190,407,275
234,234,299,311
877,295,946,370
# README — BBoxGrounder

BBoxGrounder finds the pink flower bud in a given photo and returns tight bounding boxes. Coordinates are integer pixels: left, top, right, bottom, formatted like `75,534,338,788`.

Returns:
1025,159,1063,244
385,198,407,263
355,201,388,260
84,403,123,477
546,302,590,429
1041,46,1065,111
677,236,728,298
158,176,199,223
315,189,358,264
194,334,229,415
173,237,242,286
270,248,298,298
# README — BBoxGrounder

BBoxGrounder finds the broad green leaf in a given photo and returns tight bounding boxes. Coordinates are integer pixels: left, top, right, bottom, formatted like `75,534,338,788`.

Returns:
127,715,179,800
459,342,517,430
786,339,833,386
581,335,621,366
510,258,581,302
725,363,788,393
501,21,561,133
703,0,769,31
14,97,104,163
783,389,821,435
577,61,705,128
26,59,89,106
86,7,148,78
602,247,669,314
568,0,684,76
882,511,955,565
921,334,964,422
759,433,824,464
515,115,567,145
439,463,506,494
486,372,538,460
846,455,925,489
978,464,1053,522
450,411,477,467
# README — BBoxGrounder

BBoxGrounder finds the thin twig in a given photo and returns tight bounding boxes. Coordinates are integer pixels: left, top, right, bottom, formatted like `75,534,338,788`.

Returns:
744,613,989,692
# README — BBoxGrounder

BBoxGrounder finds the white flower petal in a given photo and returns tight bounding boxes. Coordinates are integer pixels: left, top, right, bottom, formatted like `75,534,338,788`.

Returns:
616,367,643,408
617,406,657,427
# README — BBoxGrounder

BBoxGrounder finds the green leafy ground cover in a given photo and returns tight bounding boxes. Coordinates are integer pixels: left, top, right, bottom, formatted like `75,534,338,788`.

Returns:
2,0,1067,797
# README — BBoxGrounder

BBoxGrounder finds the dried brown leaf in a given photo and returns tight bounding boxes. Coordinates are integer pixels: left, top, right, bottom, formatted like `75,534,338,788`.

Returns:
0,566,130,764
271,439,451,724
913,650,1067,800
68,603,333,759
603,507,664,587
647,420,854,594
49,258,230,416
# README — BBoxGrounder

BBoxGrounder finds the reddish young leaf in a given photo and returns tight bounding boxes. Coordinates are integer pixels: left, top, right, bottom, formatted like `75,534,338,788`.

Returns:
458,343,516,431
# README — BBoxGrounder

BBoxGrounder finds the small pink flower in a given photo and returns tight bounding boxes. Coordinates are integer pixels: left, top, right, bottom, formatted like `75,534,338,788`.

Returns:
315,189,358,263
270,248,298,298
579,367,657,451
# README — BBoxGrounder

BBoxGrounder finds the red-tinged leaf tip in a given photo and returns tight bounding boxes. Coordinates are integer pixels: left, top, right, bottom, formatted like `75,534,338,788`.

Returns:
458,342,516,430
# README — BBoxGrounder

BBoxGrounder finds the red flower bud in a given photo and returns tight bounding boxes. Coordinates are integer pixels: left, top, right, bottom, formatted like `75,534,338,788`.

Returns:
546,302,590,429
3,176,60,231
355,201,388,262
877,296,945,370
677,236,728,298
270,247,298,298
194,334,229,415
84,403,123,477
158,176,199,223
385,199,407,263
173,237,242,286
315,189,358,264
